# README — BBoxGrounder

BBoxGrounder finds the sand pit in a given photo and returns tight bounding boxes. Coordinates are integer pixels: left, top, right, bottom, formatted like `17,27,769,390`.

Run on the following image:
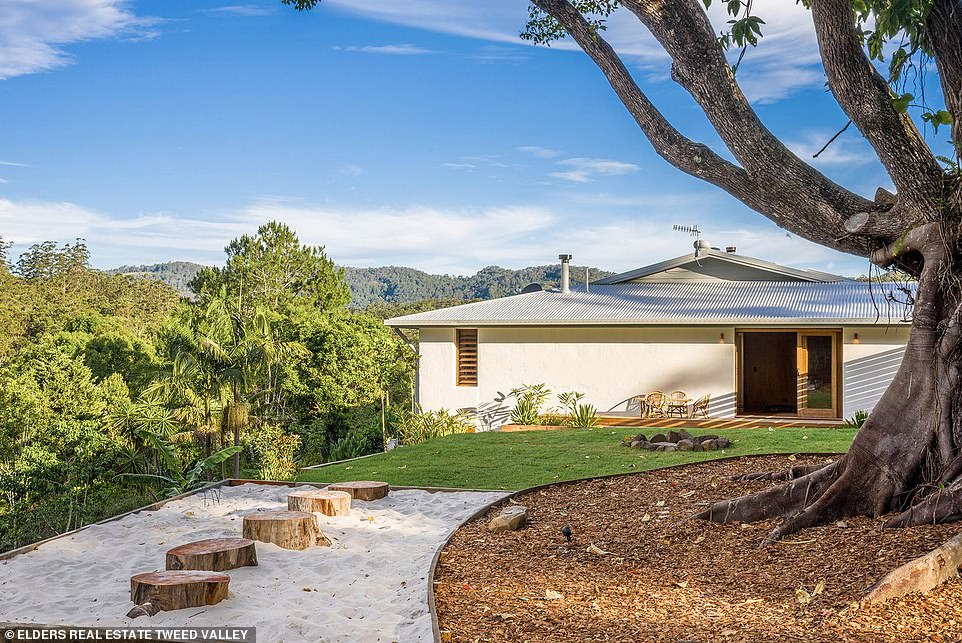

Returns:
0,483,508,642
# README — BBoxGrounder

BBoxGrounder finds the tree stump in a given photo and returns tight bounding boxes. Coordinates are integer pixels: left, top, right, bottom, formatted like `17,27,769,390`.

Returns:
242,510,329,549
288,488,352,516
129,570,230,612
166,538,258,572
327,481,390,501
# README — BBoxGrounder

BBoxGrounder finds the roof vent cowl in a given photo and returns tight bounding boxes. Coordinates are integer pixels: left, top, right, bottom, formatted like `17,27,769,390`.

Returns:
693,239,711,257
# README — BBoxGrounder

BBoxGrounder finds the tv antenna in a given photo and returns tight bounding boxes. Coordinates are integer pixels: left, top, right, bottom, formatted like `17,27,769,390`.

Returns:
673,224,702,239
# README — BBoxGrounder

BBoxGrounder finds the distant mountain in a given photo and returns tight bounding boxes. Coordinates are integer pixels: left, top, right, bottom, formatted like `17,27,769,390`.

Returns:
344,264,614,307
109,261,206,297
109,261,614,307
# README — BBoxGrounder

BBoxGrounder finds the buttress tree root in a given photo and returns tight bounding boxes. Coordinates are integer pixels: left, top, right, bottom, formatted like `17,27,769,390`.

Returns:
695,222,962,544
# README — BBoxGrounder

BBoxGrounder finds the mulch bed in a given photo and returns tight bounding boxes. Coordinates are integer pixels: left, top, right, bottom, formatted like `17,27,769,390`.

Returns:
434,455,962,642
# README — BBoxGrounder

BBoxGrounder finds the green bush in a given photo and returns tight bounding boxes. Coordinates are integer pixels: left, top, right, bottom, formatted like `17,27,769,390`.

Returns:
397,405,473,445
567,402,599,428
508,383,551,424
556,391,599,427
327,430,371,461
844,410,869,429
249,424,301,480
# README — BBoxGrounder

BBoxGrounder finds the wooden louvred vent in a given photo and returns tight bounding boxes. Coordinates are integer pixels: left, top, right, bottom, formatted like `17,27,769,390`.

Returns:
456,329,478,386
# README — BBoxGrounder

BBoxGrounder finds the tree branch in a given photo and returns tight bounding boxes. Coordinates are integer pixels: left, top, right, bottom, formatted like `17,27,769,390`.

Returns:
527,1,756,207
531,0,899,257
925,0,962,158
869,222,940,268
810,0,945,211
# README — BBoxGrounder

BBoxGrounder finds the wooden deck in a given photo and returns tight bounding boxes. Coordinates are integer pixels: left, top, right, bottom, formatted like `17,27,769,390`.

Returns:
596,414,846,429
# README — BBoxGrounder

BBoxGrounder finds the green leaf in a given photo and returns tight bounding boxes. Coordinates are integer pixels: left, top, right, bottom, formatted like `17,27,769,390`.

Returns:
922,110,953,132
890,92,913,113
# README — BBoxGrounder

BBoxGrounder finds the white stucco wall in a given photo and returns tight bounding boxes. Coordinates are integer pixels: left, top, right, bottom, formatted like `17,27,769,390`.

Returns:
416,324,911,427
418,326,736,429
417,328,480,413
841,326,909,418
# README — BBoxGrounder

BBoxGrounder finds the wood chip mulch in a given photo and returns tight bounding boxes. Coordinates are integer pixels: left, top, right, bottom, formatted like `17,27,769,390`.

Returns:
434,455,962,642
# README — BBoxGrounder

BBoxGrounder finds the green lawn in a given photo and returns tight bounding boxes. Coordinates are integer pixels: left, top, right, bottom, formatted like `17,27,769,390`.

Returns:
297,426,856,491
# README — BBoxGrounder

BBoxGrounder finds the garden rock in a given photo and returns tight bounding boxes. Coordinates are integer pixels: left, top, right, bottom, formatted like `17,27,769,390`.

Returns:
621,430,731,453
489,506,528,533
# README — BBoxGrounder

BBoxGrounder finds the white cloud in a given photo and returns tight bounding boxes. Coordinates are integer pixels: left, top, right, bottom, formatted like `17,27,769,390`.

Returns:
471,45,528,64
0,160,32,167
0,196,867,277
334,44,436,55
549,157,641,183
202,5,275,17
518,145,562,159
324,1,825,103
0,0,159,80
785,129,877,167
440,162,476,171
339,163,363,177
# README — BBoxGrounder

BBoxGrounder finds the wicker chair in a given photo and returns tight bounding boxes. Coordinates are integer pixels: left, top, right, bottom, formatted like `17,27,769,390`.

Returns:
667,391,689,418
690,394,711,419
645,391,668,418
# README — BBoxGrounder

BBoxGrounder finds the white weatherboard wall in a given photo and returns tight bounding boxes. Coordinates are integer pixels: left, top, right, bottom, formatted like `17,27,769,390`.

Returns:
842,326,909,418
418,326,736,429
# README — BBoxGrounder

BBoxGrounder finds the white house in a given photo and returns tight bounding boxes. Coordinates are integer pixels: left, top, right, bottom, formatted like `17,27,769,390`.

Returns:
386,242,912,429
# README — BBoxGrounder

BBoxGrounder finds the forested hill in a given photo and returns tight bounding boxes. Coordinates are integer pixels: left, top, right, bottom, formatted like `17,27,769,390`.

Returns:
110,262,614,307
344,264,614,307
109,261,204,297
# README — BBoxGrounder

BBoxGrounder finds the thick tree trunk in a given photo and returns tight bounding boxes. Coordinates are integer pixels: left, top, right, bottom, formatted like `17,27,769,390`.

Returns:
696,220,962,541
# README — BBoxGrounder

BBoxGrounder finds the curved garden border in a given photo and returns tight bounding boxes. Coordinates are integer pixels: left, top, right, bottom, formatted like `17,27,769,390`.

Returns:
424,452,846,642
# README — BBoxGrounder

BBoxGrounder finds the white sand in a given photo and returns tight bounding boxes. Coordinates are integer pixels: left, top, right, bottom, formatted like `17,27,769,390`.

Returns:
0,484,508,642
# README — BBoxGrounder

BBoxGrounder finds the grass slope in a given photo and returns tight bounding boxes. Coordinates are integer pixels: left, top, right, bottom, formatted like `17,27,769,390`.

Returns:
297,426,856,491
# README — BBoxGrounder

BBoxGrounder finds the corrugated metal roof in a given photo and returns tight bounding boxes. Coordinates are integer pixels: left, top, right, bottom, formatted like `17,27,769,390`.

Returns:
593,249,851,284
385,281,914,327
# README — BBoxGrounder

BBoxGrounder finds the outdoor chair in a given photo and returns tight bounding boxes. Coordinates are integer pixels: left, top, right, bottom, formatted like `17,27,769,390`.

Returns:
667,391,689,418
646,391,668,418
690,394,710,419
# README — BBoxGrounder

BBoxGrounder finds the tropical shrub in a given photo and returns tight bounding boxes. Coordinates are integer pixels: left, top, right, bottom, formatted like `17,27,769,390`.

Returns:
844,410,869,429
249,424,301,480
557,391,599,427
123,432,241,497
397,405,473,445
508,383,552,424
327,429,371,461
567,402,599,428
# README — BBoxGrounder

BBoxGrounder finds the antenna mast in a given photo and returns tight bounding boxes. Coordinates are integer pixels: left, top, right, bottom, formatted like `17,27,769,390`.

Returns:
672,224,702,239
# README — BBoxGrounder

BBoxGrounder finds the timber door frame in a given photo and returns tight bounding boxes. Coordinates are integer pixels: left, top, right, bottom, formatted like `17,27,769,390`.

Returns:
736,328,843,419
797,330,842,419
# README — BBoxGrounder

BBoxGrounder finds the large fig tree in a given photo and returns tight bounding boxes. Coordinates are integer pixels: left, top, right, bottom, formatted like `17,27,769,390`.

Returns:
284,0,961,541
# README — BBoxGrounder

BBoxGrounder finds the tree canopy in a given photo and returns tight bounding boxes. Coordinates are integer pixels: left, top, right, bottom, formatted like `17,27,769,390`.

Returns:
281,0,962,577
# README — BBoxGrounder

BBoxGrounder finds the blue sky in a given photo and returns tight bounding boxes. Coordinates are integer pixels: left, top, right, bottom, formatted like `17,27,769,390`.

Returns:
0,0,948,276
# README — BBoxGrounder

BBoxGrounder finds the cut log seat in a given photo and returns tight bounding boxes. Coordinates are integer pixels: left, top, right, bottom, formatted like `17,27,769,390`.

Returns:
288,488,352,516
242,509,329,549
327,480,390,501
129,570,230,613
166,537,258,572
